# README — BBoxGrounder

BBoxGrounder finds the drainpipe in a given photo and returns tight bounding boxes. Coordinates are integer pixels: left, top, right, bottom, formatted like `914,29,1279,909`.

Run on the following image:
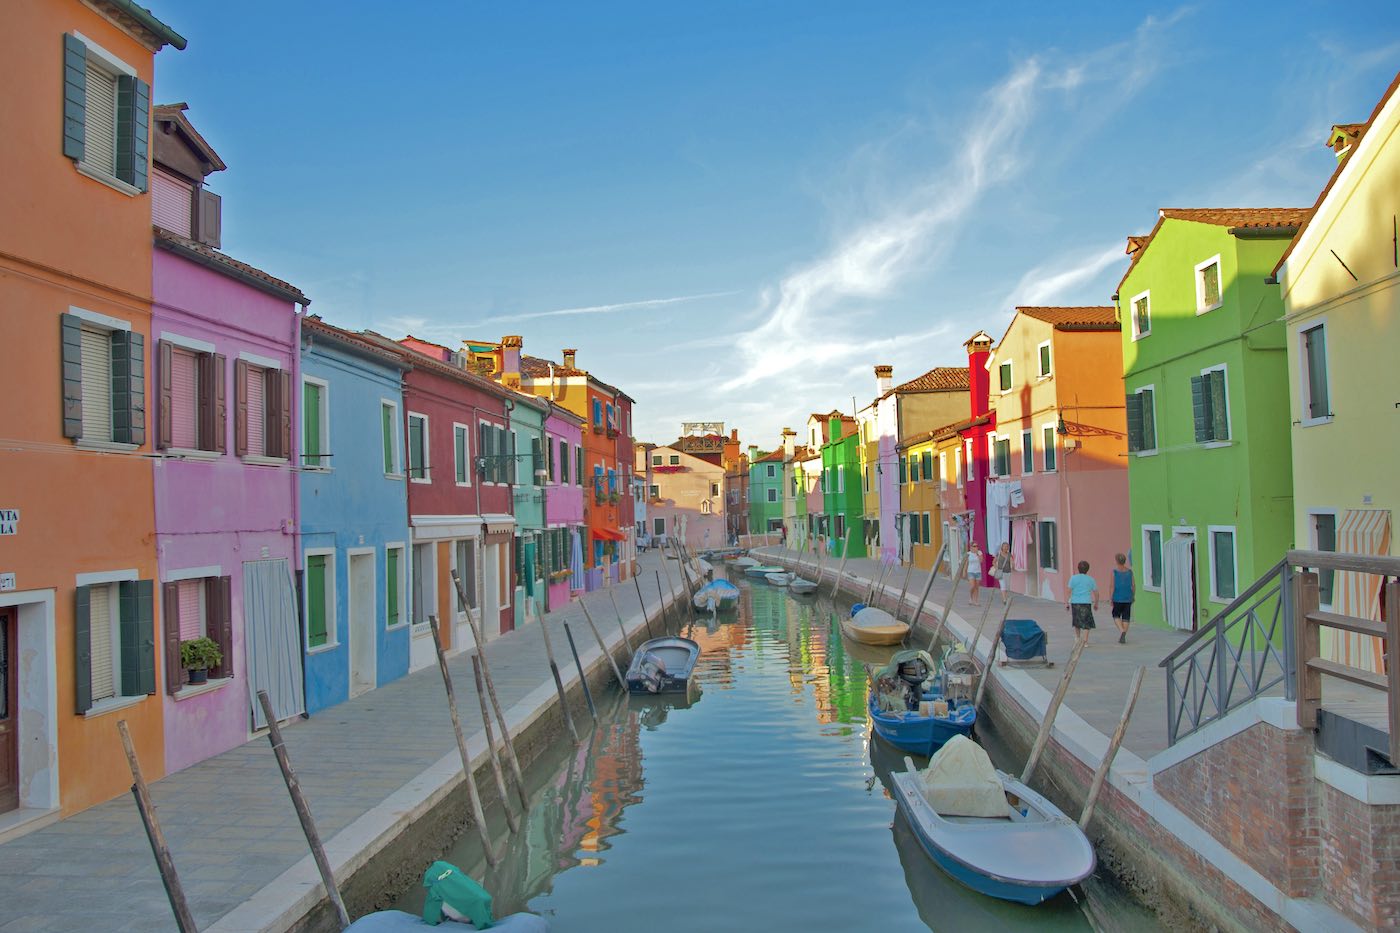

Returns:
291,301,305,565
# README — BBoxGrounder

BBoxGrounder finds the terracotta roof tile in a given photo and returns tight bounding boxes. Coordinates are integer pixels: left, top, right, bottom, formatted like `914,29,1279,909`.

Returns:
1117,207,1311,293
520,355,586,379
302,316,408,367
755,449,785,463
890,366,970,395
153,227,307,304
1015,306,1119,331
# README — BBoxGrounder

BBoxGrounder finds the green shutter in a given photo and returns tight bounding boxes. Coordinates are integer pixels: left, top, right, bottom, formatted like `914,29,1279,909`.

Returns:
1125,392,1143,453
110,330,145,445
115,75,149,191
898,456,906,484
922,451,933,479
307,555,327,647
382,404,394,472
386,549,400,627
1209,370,1229,441
1141,389,1156,450
62,34,87,161
119,579,155,696
532,436,543,486
456,427,467,483
60,314,84,438
302,382,321,465
1190,375,1209,443
74,585,93,712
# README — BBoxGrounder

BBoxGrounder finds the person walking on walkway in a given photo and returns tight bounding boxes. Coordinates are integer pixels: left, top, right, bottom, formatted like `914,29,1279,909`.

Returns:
967,542,984,606
1066,560,1098,646
1111,553,1135,644
989,542,1012,605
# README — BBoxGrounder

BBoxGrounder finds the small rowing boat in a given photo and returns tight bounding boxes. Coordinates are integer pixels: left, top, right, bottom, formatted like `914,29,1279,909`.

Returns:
891,737,1095,905
788,576,818,595
743,564,785,577
765,571,795,586
841,605,909,645
693,579,740,613
625,636,701,695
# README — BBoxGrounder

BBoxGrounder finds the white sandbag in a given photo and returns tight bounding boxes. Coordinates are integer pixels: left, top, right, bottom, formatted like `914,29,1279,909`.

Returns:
918,735,1007,818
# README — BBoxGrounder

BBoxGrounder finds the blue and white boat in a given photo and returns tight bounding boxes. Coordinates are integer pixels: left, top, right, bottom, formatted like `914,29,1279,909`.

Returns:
868,649,974,754
693,579,740,613
890,738,1095,905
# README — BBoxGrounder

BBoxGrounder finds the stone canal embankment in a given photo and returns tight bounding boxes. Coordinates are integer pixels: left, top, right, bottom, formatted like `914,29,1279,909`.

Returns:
757,547,1377,933
0,550,691,933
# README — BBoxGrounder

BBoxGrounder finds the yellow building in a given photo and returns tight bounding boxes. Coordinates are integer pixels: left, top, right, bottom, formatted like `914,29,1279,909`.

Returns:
897,432,942,570
1276,73,1400,672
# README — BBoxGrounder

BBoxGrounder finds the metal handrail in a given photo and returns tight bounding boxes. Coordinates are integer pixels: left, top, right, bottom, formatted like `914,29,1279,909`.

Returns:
1159,557,1288,668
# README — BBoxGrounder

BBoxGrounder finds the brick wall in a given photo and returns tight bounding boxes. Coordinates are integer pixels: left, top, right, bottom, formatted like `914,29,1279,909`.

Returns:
1155,721,1318,896
1318,782,1400,929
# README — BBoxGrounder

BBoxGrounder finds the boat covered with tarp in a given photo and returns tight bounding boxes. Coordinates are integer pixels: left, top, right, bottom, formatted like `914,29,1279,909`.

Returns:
841,605,909,646
625,636,701,695
693,578,740,613
347,860,549,930
890,737,1095,905
868,649,975,754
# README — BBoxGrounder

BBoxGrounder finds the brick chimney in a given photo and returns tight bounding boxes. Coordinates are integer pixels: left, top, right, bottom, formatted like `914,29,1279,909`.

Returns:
875,364,893,396
964,331,995,418
562,348,577,370
501,335,522,389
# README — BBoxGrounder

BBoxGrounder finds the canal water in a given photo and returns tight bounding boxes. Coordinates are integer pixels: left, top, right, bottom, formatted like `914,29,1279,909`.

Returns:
392,570,1159,931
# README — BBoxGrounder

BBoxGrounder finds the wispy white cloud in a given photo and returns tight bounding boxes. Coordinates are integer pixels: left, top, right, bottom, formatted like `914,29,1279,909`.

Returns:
465,291,739,328
1003,244,1126,309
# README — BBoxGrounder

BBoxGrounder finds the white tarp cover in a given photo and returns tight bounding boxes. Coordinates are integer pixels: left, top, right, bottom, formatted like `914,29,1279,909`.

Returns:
919,735,1007,818
244,558,305,729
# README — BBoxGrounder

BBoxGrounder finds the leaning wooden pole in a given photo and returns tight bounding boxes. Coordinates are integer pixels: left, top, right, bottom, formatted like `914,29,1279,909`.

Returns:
256,690,356,923
902,549,943,646
470,654,519,834
529,596,580,747
1079,666,1146,830
423,626,500,868
925,552,969,653
657,548,682,618
633,571,656,639
607,588,634,654
830,530,854,596
580,599,626,686
654,570,671,630
117,720,198,933
894,561,915,618
562,622,598,721
447,571,530,804
1021,635,1089,786
975,599,1015,709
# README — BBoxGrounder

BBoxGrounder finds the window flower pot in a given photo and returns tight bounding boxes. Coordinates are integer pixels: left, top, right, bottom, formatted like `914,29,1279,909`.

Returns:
187,668,209,685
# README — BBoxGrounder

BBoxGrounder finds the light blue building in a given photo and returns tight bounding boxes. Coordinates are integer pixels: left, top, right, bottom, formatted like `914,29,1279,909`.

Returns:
299,317,412,714
508,392,549,630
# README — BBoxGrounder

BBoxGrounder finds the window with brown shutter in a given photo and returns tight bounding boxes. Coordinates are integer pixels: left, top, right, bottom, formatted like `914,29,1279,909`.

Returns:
236,361,290,460
162,575,232,693
159,340,227,453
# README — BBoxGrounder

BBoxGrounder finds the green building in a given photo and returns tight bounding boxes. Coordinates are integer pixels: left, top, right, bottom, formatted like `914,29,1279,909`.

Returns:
749,447,785,536
1117,208,1308,631
821,415,866,558
506,393,549,630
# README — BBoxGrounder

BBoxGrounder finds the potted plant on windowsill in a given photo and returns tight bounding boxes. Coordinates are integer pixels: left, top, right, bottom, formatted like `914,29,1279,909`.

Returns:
180,637,223,686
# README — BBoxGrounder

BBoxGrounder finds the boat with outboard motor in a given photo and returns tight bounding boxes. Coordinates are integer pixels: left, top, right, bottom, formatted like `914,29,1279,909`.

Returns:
625,635,701,695
693,578,740,612
868,649,976,755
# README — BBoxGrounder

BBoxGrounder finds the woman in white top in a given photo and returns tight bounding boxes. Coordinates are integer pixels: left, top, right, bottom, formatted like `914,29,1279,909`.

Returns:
966,542,984,606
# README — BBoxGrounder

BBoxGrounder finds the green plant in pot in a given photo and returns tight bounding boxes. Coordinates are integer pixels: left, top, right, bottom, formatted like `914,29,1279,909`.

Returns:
179,636,223,685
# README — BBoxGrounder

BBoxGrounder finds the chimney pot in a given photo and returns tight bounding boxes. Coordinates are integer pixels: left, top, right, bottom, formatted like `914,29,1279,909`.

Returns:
875,364,893,395
562,348,577,369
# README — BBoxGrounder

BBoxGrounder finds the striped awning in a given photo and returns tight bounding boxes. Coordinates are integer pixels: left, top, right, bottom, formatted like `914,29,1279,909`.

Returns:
1323,509,1392,674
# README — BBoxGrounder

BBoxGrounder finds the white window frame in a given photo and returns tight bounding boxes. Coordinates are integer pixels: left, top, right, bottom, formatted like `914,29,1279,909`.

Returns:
1207,525,1238,604
766,464,776,478
1040,422,1057,473
1036,340,1052,379
1195,254,1223,315
303,548,338,653
407,411,430,483
411,541,436,628
301,375,330,471
837,465,845,493
70,33,141,197
385,542,408,630
1140,524,1164,592
1307,508,1340,610
955,447,963,488
1298,319,1333,427
381,399,402,478
1200,363,1232,447
450,537,477,621
766,487,777,503
1130,289,1152,340
70,307,135,451
1038,518,1059,572
453,422,472,487
964,440,975,482
1021,429,1034,475
992,434,1011,478
938,451,947,490
498,541,512,610
511,429,521,485
1132,384,1158,456
997,360,1013,394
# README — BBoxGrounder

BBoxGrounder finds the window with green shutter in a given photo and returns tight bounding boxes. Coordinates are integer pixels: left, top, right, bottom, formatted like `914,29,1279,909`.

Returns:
302,381,323,467
1038,520,1058,571
1042,425,1057,472
921,512,931,546
998,361,1012,392
455,425,469,484
407,414,427,479
1211,529,1237,601
1191,370,1229,443
898,455,907,484
1038,342,1052,377
386,548,401,628
921,451,933,481
382,402,398,473
61,34,150,192
306,554,328,648
1021,429,1033,473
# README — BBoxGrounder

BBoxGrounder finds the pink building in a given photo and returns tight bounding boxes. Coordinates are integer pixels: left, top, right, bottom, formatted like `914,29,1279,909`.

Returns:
148,106,309,769
985,308,1128,602
544,403,585,610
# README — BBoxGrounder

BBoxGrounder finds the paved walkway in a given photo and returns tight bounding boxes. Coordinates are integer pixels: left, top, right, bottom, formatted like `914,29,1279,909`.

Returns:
0,552,688,933
754,547,1191,760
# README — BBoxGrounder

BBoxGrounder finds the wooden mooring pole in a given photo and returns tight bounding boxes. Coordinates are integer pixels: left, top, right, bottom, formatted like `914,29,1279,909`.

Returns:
926,552,969,654
901,547,944,646
655,570,671,630
633,570,656,639
830,530,854,597
470,654,519,834
117,720,198,933
448,570,531,806
894,561,915,617
1021,635,1089,786
608,588,634,654
580,600,626,686
424,624,500,868
1079,666,1147,830
562,622,598,721
974,599,1014,709
529,596,580,747
255,690,354,926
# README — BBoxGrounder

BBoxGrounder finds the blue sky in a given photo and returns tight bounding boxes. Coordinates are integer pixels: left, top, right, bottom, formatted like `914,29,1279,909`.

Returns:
154,1,1400,447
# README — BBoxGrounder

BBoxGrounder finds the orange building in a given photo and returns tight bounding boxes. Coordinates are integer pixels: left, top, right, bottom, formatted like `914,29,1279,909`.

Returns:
0,0,185,821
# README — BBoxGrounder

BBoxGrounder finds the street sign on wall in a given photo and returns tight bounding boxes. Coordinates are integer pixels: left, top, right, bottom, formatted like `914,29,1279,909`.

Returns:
0,509,16,535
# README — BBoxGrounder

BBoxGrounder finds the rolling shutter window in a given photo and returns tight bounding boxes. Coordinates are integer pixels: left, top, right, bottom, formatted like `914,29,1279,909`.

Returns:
80,326,113,441
170,347,199,449
245,365,266,456
177,579,203,640
152,169,193,235
89,584,116,703
84,60,118,177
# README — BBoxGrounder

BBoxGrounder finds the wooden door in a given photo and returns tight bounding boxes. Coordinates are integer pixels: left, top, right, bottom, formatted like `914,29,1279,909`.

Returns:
0,609,17,812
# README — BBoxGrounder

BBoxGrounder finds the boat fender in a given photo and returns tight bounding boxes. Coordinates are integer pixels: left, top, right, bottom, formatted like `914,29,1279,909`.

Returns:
850,603,867,617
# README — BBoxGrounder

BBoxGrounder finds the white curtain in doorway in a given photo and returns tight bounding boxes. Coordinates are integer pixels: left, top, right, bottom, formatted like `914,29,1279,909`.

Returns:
244,559,305,729
1324,509,1391,674
1162,536,1195,631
